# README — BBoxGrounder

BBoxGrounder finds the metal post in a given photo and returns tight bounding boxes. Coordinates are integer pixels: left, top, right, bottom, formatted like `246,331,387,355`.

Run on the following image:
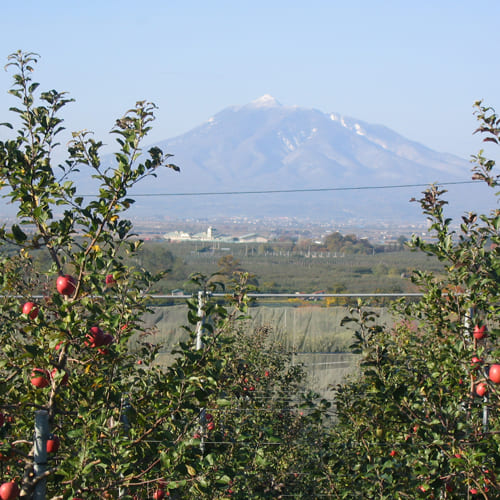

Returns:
483,395,489,432
198,408,206,456
34,410,49,500
195,291,207,454
196,290,205,350
464,306,473,338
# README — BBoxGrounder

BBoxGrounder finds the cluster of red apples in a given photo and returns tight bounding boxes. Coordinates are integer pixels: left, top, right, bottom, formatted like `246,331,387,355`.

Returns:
0,274,116,499
26,274,116,388
471,325,500,398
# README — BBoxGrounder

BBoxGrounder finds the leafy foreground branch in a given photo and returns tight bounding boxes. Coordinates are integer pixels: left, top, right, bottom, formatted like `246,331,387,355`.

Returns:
0,52,329,500
328,101,500,498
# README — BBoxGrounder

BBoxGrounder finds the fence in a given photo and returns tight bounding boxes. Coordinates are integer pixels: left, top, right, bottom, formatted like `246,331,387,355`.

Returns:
136,293,422,399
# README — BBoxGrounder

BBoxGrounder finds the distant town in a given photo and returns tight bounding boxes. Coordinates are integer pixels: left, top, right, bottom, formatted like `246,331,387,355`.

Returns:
163,226,268,244
130,215,434,247
0,214,436,247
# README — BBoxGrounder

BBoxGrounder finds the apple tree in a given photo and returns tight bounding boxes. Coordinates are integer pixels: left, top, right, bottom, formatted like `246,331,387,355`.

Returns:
0,49,197,498
326,102,500,498
0,51,330,500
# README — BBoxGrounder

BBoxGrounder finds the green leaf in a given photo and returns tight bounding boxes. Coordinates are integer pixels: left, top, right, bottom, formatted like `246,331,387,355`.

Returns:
215,475,232,485
11,224,27,242
216,398,232,407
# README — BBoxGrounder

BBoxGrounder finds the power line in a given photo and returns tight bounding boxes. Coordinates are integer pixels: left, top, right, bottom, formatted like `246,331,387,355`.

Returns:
80,180,480,198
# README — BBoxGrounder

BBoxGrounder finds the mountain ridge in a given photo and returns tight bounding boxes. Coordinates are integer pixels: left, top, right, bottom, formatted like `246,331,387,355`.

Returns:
122,95,484,221
3,96,488,222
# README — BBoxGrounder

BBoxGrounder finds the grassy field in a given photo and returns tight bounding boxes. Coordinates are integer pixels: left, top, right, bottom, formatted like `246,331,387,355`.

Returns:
14,234,444,295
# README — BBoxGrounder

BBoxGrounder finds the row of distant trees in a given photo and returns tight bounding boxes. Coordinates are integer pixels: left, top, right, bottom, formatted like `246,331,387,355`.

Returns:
252,233,408,256
0,230,407,275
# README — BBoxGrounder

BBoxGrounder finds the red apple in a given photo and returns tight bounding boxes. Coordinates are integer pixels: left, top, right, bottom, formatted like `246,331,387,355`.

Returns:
46,435,60,453
471,356,483,369
488,364,500,384
390,450,397,457
207,421,215,431
56,274,76,296
473,325,487,340
31,368,50,388
105,274,116,287
153,489,165,500
86,326,105,347
475,382,488,397
0,481,20,500
51,368,69,386
264,370,270,377
22,301,38,319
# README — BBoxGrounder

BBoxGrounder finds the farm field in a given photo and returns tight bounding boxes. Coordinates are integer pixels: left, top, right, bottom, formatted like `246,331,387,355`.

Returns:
18,237,445,295
131,240,445,295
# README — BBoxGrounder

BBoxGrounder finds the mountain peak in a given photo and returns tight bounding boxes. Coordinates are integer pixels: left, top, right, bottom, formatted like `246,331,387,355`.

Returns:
248,94,281,108
149,98,475,221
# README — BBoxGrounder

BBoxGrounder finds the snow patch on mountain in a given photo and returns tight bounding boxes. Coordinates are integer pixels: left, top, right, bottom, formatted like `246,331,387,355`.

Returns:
281,135,296,152
249,94,281,108
354,123,365,136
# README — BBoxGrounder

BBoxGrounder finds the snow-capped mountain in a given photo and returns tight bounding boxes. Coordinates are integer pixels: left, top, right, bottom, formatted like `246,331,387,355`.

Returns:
124,95,483,221
156,94,467,189
36,95,488,223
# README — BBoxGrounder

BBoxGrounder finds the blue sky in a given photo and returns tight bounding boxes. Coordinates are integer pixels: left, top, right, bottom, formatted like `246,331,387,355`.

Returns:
1,1,499,160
